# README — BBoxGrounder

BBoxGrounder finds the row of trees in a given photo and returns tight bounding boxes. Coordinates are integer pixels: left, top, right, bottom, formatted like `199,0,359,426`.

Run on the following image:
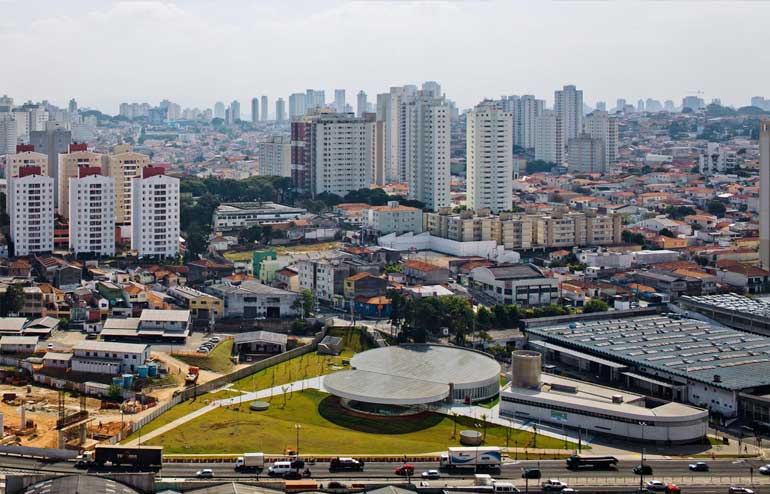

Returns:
387,291,605,345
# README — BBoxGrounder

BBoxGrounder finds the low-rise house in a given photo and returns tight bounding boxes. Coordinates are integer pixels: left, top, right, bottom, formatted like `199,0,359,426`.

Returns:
167,285,224,320
0,317,28,336
42,352,72,369
232,331,287,357
363,201,423,235
343,272,387,299
273,267,300,292
0,335,38,354
186,259,235,284
71,341,150,374
714,262,770,294
470,263,560,306
353,295,391,319
139,309,191,340
23,316,60,338
402,259,449,285
208,281,300,319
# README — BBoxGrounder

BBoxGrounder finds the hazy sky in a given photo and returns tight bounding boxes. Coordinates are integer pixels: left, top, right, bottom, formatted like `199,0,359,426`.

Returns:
2,0,768,115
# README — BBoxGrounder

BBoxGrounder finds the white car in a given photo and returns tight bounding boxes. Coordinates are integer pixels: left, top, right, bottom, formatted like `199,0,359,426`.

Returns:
421,470,440,479
759,464,770,475
542,479,568,491
196,468,214,478
645,480,667,492
728,488,754,494
209,337,221,343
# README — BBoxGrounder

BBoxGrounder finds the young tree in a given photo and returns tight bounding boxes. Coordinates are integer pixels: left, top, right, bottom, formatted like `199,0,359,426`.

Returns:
583,299,609,313
292,289,315,317
1,284,25,317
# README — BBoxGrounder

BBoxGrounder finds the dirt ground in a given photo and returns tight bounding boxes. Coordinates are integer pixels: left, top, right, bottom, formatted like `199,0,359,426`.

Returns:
0,383,129,448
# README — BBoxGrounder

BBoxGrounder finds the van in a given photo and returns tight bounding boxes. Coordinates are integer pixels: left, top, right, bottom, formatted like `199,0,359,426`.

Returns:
493,482,518,493
268,461,293,476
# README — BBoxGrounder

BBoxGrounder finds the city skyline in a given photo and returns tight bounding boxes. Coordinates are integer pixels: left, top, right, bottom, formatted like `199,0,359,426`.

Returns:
2,0,769,113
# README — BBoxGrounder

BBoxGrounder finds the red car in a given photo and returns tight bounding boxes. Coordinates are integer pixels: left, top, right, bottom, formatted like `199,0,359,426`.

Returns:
395,464,414,476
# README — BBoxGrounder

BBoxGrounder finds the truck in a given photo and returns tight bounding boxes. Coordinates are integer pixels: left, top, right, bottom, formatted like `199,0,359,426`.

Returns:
185,367,200,386
565,454,618,470
234,452,264,471
439,447,502,470
76,445,163,469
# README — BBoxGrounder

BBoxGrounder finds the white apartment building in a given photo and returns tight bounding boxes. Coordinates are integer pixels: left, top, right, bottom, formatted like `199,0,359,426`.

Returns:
4,149,48,178
364,201,423,235
534,110,564,165
377,85,418,182
501,95,544,149
8,167,54,256
400,92,450,211
69,168,115,256
356,91,368,118
0,113,18,155
699,143,738,175
258,135,291,177
58,146,102,217
760,121,770,269
288,93,306,119
554,84,584,144
102,149,150,225
299,112,375,197
466,103,513,213
130,167,180,257
584,110,619,165
568,134,607,174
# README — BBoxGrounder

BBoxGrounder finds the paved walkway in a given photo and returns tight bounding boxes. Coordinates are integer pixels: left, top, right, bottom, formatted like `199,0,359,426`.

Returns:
123,376,328,446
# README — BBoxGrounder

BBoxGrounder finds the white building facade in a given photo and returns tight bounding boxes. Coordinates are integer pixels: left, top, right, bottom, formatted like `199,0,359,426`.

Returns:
535,110,564,165
8,167,54,256
130,168,180,257
68,169,116,256
466,104,513,213
583,110,619,165
258,135,291,177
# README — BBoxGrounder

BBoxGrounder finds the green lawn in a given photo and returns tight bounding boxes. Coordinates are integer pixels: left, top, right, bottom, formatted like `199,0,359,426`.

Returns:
176,340,235,374
123,388,242,442
223,250,254,262
231,327,371,392
144,389,574,454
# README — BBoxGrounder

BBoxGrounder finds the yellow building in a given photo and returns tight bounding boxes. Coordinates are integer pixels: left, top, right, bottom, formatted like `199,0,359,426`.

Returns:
101,148,150,224
58,148,103,217
167,285,224,319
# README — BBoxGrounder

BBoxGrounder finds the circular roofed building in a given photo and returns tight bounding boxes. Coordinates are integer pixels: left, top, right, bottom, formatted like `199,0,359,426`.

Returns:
324,344,501,407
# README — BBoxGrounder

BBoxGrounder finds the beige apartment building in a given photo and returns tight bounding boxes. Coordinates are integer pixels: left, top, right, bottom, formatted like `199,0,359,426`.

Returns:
4,150,48,178
424,209,621,251
102,149,150,225
58,148,102,217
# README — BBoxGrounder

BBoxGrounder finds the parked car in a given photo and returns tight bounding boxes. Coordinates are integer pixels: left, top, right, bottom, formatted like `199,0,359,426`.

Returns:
209,337,221,343
689,461,709,472
759,464,770,475
645,480,667,492
728,488,754,494
47,343,54,350
634,464,653,475
395,464,414,476
196,469,214,478
421,470,440,479
542,479,568,491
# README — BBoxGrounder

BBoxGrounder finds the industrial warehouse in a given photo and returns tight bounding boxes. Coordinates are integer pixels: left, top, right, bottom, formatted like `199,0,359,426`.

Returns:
323,344,501,408
501,351,709,444
523,314,770,420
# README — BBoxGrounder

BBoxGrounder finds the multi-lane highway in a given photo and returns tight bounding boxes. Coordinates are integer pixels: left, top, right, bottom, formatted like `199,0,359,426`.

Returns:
2,455,770,482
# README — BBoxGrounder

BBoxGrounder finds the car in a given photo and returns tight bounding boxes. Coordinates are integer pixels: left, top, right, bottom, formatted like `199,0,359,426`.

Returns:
86,333,98,340
197,347,210,353
689,461,709,472
645,480,667,492
522,468,542,479
728,488,754,494
759,464,770,475
209,337,220,343
394,463,414,476
542,479,568,491
421,470,440,479
633,465,653,475
329,457,364,471
47,343,54,350
196,469,214,478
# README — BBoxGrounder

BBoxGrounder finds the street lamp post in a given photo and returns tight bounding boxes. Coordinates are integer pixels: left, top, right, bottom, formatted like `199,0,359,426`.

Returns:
295,424,301,457
639,421,647,493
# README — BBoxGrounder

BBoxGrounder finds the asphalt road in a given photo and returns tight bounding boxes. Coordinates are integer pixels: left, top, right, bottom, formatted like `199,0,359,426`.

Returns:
3,456,770,484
